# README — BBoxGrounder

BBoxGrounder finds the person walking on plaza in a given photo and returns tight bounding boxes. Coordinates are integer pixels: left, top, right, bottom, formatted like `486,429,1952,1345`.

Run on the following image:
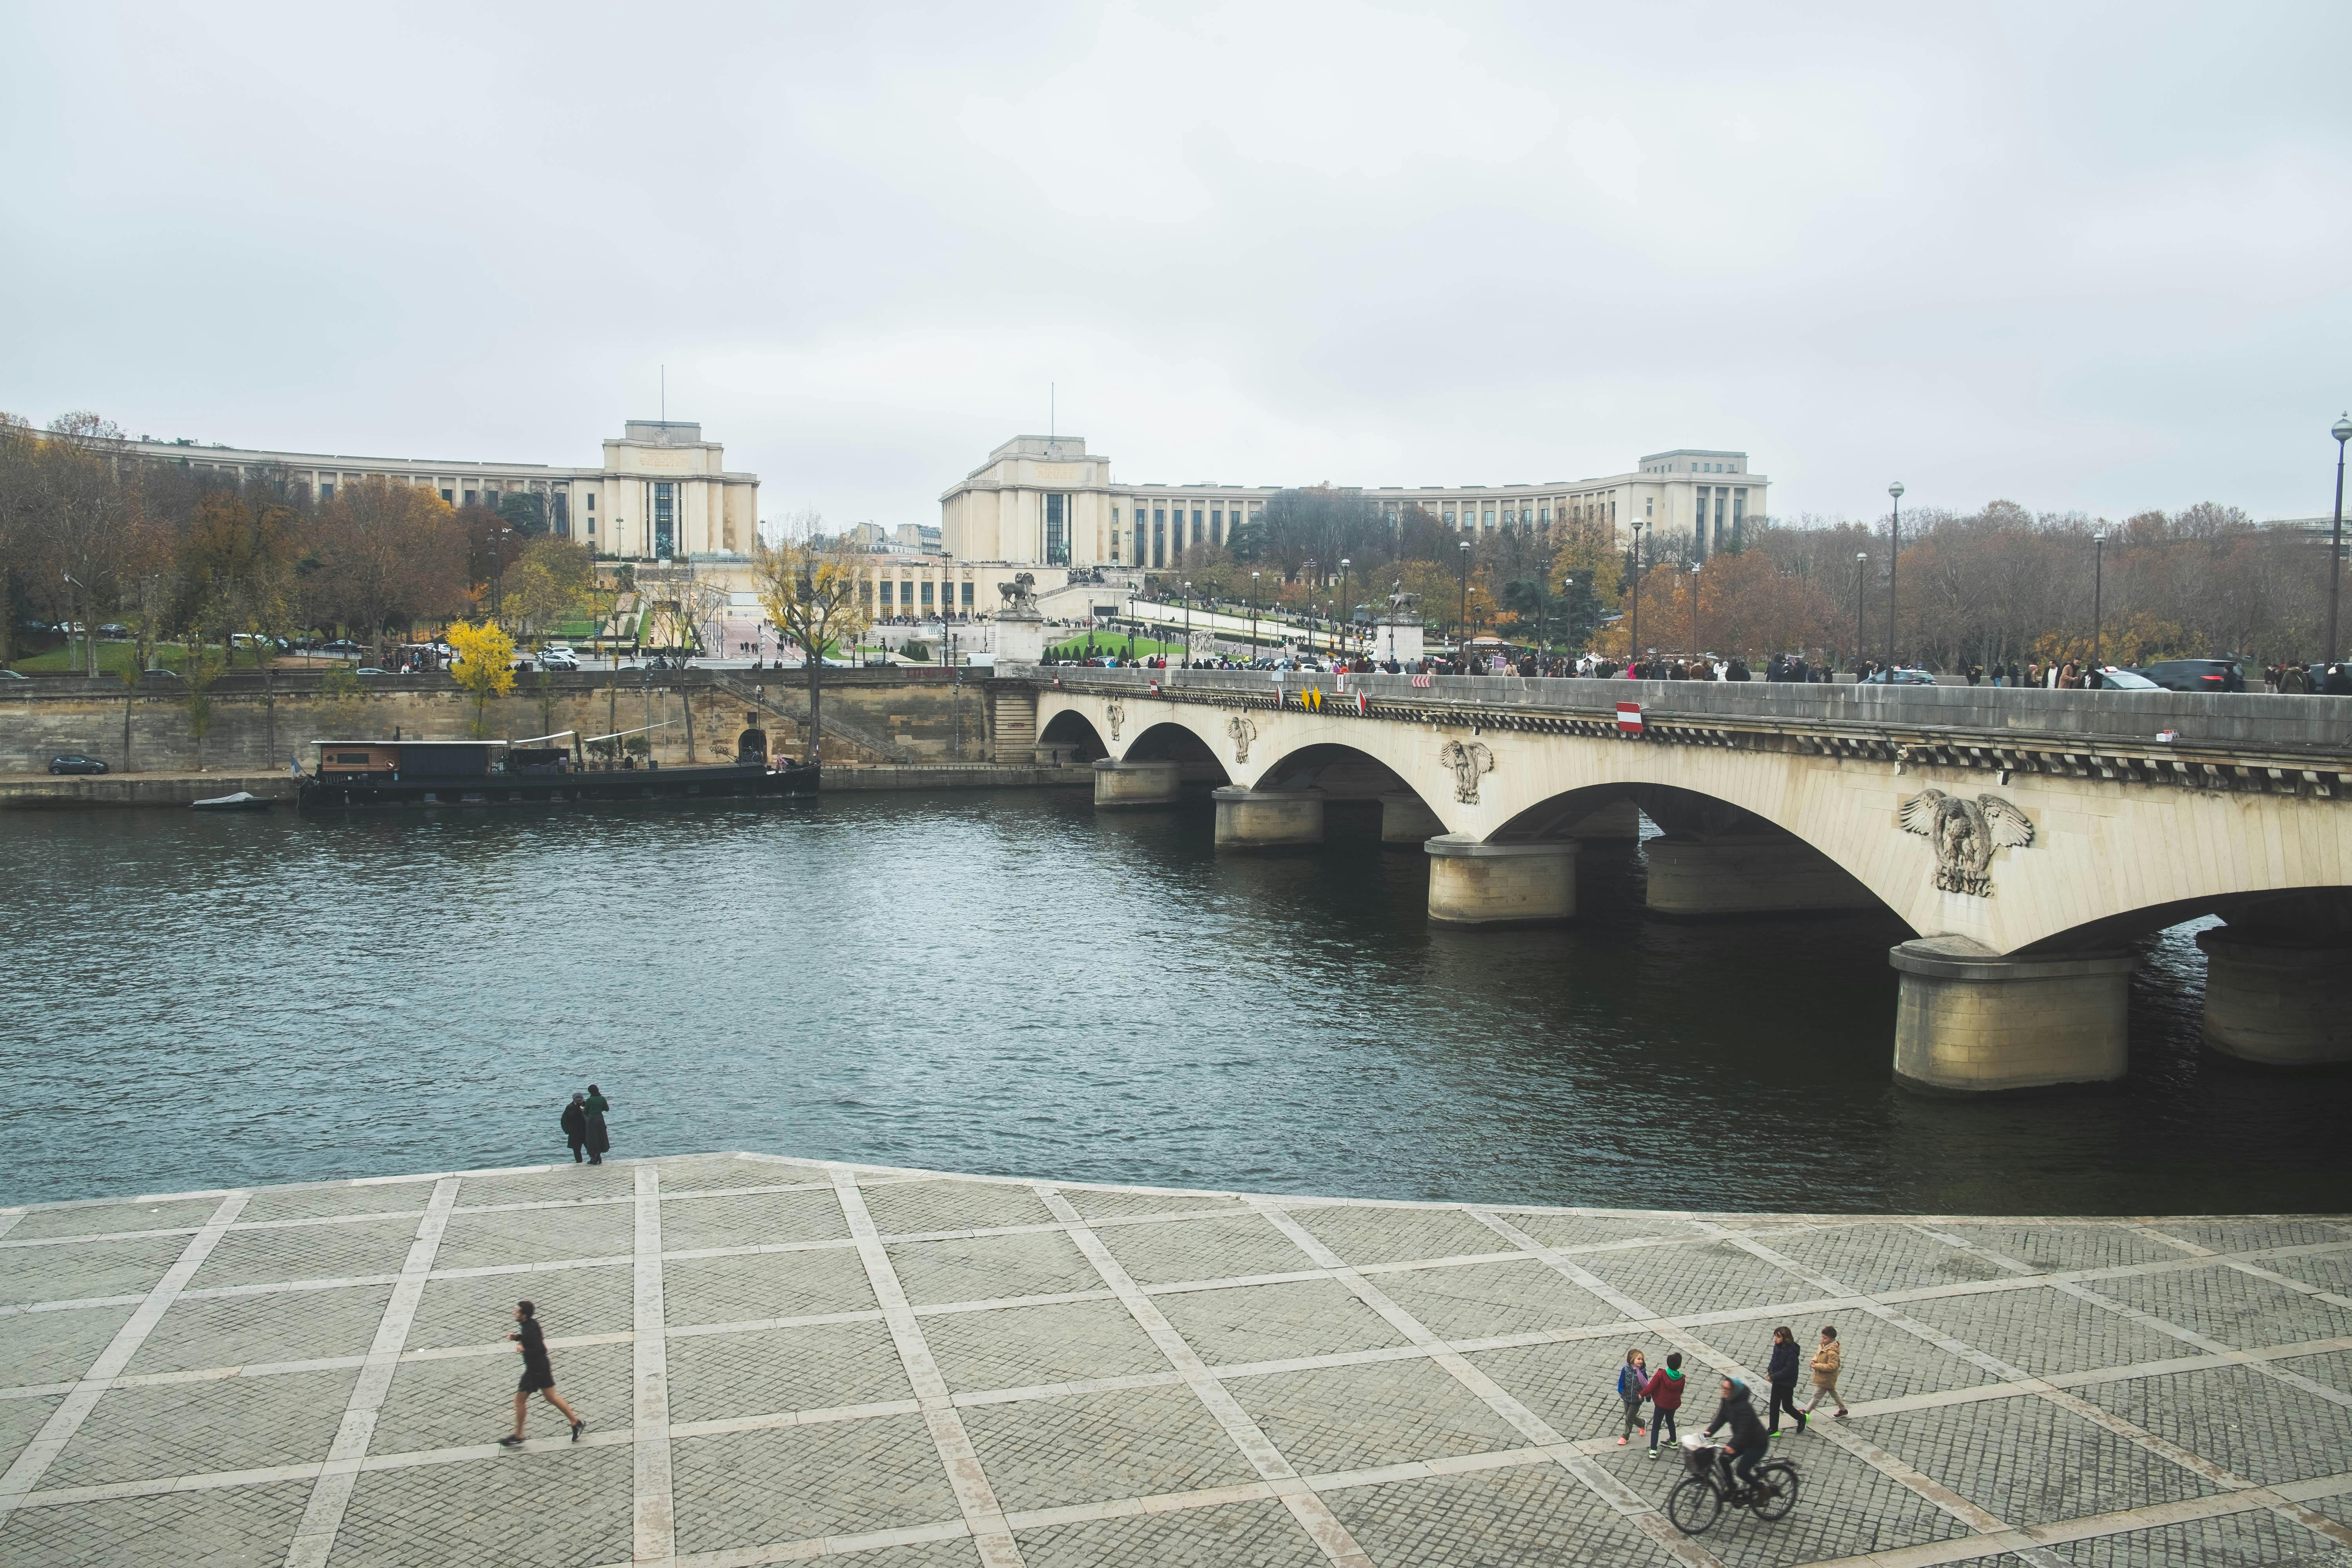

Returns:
501,1301,583,1447
1640,1350,1687,1458
1614,1347,1650,1446
1803,1325,1850,1419
1765,1325,1807,1436
560,1093,588,1163
582,1084,611,1165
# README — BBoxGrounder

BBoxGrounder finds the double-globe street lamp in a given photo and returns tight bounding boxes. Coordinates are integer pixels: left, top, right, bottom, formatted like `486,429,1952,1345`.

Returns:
1628,519,1649,677
2330,413,2352,666
1338,557,1352,664
1689,561,1703,666
2091,527,2108,680
1457,539,1472,666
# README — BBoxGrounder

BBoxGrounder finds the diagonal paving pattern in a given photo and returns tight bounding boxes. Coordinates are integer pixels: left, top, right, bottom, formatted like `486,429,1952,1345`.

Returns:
0,1156,2346,1568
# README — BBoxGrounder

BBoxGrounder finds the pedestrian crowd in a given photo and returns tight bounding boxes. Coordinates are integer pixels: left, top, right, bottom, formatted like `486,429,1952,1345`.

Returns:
1613,1325,1848,1475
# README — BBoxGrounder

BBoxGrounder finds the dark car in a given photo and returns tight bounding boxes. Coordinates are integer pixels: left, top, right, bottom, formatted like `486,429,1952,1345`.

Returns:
1861,667,1937,685
320,638,364,657
2140,658,2244,693
49,754,109,775
97,622,131,639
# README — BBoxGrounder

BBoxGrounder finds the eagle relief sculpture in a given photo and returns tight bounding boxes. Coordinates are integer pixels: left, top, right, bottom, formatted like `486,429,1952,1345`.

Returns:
1898,789,2035,897
1103,700,1125,741
1226,713,1257,762
1437,738,1495,804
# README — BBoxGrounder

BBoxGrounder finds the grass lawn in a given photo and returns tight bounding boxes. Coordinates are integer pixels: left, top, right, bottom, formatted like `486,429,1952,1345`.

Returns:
7,642,212,677
1050,633,1191,661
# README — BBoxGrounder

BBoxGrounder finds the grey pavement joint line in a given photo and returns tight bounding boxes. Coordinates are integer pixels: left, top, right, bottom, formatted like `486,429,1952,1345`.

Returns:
1034,1184,1375,1568
1255,1200,1730,1568
281,1174,461,1568
634,1164,676,1566
0,1188,249,1523
831,1164,1021,1568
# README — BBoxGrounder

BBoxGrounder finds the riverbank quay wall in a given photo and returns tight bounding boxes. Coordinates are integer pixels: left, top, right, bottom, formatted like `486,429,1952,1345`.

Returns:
0,668,1024,775
1032,666,2352,1088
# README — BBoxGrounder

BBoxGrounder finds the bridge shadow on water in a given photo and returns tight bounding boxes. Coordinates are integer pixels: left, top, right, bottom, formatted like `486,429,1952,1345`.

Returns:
1,791,2344,1216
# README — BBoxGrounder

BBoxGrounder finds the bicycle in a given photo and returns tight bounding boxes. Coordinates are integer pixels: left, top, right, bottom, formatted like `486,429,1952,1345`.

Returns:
1665,1434,1799,1534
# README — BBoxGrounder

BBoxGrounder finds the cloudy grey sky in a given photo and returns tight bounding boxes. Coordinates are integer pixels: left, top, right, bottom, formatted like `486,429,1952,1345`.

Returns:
5,3,2348,529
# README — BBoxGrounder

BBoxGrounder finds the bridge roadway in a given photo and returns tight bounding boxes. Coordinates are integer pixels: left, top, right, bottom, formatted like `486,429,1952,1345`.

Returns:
1016,668,2352,1093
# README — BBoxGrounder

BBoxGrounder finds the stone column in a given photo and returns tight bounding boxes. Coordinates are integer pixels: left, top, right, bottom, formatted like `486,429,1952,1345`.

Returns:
1093,758,1181,809
1645,834,1877,917
2195,929,2352,1066
1212,786,1324,848
1889,937,2135,1092
1378,791,1446,846
1425,835,1577,926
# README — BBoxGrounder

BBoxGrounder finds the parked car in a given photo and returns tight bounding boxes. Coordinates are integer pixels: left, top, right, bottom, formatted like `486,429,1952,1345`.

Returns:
97,622,131,639
2140,658,2245,693
539,648,580,671
0,668,29,681
49,754,109,775
319,639,364,658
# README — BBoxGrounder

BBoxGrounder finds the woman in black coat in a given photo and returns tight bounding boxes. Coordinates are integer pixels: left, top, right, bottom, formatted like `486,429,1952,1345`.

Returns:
559,1094,588,1163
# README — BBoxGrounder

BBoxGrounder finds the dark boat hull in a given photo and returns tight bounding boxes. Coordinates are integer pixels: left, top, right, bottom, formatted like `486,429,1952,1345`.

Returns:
297,762,819,809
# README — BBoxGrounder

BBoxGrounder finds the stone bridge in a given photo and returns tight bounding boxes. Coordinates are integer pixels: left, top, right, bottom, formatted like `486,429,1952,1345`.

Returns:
1016,667,2352,1093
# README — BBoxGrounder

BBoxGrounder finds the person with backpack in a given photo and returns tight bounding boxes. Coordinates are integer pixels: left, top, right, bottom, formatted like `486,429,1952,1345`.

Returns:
1613,1347,1650,1446
1764,1325,1806,1436
1802,1325,1849,1419
1640,1350,1687,1458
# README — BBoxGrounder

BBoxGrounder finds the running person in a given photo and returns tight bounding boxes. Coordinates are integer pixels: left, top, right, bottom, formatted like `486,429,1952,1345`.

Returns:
501,1301,584,1446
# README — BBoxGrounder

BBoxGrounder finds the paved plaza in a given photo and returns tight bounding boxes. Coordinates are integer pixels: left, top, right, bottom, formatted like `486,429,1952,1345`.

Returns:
2,1155,2350,1568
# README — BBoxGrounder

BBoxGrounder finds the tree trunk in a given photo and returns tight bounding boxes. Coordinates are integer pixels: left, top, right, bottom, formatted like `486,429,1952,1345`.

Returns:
123,690,133,774
806,639,823,766
681,686,695,762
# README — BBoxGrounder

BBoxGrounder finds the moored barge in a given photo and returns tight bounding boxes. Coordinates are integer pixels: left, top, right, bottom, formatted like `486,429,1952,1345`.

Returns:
296,732,818,809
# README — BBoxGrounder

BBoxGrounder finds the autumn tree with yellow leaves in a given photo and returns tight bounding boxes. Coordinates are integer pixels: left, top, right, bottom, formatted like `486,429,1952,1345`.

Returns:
447,620,517,737
753,532,870,767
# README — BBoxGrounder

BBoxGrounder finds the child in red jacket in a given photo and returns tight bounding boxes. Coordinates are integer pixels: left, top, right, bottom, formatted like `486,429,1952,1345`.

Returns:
1641,1351,1688,1458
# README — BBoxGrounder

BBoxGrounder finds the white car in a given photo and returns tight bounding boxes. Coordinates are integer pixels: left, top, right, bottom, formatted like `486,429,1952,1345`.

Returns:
2098,667,2160,690
539,647,580,671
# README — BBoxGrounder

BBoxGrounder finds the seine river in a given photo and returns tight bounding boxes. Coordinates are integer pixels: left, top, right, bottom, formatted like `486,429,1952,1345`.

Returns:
5,791,2345,1214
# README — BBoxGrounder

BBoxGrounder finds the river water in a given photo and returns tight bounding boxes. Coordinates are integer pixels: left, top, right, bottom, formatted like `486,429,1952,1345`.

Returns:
4,791,2344,1214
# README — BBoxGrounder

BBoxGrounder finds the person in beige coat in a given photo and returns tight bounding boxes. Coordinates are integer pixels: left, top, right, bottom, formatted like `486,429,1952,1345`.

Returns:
1802,1325,1849,1419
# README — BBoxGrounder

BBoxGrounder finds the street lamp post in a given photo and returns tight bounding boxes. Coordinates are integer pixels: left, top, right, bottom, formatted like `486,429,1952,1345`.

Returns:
1561,577,1575,667
1457,539,1472,667
1182,581,1193,668
2091,527,2107,681
1250,571,1261,663
2330,414,2352,665
1689,562,1702,666
1887,481,1905,669
1854,553,1868,675
1338,557,1352,665
1628,520,1647,677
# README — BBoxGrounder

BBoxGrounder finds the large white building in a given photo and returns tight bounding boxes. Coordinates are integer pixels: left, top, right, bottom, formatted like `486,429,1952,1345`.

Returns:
939,435,1769,570
126,419,758,559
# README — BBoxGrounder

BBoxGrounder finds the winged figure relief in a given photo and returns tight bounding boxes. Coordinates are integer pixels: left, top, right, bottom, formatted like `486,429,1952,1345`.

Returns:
1226,714,1258,762
1103,700,1124,741
1438,739,1496,804
1898,789,2035,897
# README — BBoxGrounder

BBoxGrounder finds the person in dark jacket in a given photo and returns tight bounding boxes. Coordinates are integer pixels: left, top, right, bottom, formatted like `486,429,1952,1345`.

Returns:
559,1094,588,1163
582,1085,611,1165
501,1300,583,1446
1765,1325,1808,1436
1703,1377,1769,1494
1639,1351,1687,1458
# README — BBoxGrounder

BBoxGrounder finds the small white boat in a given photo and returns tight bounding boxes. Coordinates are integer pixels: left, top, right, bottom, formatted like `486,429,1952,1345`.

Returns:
192,791,276,813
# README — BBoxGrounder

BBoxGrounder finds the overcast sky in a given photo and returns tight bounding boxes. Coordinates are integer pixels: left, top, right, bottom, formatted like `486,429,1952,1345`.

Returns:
5,3,2348,530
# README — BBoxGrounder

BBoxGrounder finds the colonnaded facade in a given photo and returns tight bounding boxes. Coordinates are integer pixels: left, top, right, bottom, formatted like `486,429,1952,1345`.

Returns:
938,434,1769,570
127,419,759,559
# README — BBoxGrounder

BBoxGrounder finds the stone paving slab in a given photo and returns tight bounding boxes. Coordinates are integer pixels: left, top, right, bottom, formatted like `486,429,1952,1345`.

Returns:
0,1154,2348,1568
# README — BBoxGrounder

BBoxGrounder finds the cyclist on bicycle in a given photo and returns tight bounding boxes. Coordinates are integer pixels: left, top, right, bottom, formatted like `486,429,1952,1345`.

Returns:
1702,1377,1769,1497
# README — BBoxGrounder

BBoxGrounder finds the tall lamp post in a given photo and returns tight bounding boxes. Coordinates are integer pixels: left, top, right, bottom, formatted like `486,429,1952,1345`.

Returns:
1854,552,1868,675
1182,581,1193,668
2329,414,2352,665
1338,557,1351,664
1689,562,1702,666
1250,571,1261,663
1457,539,1472,666
1561,577,1575,665
1886,481,1904,669
2091,527,2107,681
1628,519,1648,676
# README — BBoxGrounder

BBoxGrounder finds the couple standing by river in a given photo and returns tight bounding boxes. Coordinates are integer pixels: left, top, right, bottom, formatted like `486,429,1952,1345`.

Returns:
558,1085,612,1164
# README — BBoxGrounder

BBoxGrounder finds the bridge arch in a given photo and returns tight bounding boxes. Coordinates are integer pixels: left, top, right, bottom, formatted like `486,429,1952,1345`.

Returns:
1037,710,1109,764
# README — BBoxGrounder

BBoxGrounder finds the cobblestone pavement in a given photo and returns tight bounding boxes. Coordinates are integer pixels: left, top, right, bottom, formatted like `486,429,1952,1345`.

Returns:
2,1155,2349,1567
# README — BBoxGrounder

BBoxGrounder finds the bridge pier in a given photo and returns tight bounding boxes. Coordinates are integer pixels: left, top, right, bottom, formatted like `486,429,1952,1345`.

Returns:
1425,836,1578,927
2195,929,2352,1066
1213,787,1325,849
1889,938,2135,1093
1644,834,1879,918
1092,758,1181,810
1379,792,1447,846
